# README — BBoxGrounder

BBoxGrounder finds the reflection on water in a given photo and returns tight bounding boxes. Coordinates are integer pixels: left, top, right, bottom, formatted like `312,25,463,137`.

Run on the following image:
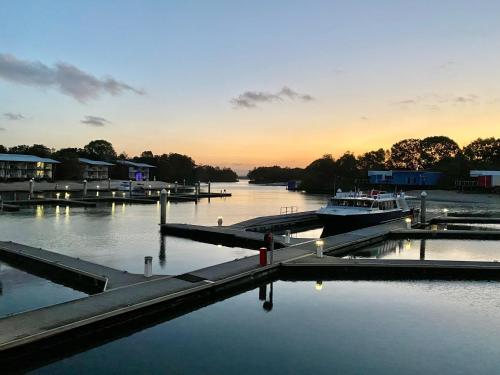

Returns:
347,239,500,262
0,261,86,316
32,279,500,374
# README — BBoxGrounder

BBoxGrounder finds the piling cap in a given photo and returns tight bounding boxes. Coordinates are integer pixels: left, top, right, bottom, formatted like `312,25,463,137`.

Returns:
420,191,427,197
160,188,167,194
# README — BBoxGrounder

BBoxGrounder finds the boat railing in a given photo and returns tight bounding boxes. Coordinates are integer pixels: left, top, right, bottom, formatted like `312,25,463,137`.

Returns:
280,206,298,215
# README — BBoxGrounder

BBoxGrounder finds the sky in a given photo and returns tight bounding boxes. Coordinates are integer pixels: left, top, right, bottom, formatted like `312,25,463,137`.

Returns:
0,1,499,174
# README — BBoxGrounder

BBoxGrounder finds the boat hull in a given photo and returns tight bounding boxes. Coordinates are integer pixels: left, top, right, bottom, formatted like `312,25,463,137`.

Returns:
318,210,410,236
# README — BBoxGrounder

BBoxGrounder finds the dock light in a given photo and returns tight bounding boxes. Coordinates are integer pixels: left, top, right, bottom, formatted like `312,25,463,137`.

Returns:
405,217,412,229
122,192,126,198
65,192,70,200
56,192,60,199
112,191,116,197
315,240,324,258
157,191,160,196
315,281,323,291
217,216,223,226
443,208,449,217
96,185,100,189
167,190,170,196
65,185,68,190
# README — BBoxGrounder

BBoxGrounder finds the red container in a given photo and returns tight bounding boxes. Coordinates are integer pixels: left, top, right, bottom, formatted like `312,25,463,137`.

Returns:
259,247,268,266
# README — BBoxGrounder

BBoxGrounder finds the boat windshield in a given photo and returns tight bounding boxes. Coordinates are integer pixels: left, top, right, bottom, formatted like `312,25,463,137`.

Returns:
330,199,372,208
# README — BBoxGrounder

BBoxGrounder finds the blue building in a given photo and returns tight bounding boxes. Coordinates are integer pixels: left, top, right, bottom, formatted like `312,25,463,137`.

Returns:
368,170,442,186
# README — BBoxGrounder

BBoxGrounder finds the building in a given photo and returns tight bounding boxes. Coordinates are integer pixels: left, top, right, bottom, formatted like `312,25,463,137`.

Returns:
114,160,156,181
470,170,500,188
0,154,60,181
368,170,442,186
78,158,115,180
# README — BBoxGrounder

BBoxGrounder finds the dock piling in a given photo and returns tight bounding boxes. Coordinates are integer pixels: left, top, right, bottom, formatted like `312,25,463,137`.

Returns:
129,180,133,197
160,189,167,225
83,180,88,197
315,240,324,258
285,230,291,244
108,178,111,191
29,179,34,199
420,191,427,224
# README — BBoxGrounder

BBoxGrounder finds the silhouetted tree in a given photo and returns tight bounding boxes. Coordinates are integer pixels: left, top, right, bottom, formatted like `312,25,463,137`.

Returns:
388,139,423,169
247,166,304,183
357,148,386,171
82,140,117,162
52,148,84,180
300,154,337,193
420,136,460,168
463,137,500,168
0,145,7,153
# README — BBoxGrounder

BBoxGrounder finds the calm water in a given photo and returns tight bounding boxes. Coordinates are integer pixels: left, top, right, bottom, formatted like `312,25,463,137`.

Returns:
346,239,500,261
33,280,500,374
1,183,500,373
0,261,86,316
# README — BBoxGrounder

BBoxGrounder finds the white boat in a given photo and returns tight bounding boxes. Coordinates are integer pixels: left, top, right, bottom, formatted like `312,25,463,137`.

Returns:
317,190,412,234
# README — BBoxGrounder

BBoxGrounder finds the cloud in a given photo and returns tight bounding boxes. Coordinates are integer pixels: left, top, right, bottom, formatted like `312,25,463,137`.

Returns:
81,115,111,127
453,94,478,104
394,93,480,109
0,53,144,103
360,116,368,121
231,86,314,109
3,112,24,120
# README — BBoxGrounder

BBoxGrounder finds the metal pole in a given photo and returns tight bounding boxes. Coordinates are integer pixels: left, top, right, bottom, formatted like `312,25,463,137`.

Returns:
420,191,427,224
160,188,167,225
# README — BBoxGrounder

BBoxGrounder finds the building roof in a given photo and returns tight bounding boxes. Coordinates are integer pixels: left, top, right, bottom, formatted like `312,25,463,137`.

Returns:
0,153,60,164
117,160,156,168
470,170,500,177
368,170,441,175
78,158,115,166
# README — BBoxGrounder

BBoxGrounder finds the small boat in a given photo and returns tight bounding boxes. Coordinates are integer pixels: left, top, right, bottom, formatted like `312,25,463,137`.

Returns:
317,189,412,234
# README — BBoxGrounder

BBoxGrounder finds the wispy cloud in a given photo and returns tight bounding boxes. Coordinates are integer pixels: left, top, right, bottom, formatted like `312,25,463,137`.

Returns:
81,115,111,127
0,53,144,103
231,86,314,109
393,93,480,110
3,112,24,120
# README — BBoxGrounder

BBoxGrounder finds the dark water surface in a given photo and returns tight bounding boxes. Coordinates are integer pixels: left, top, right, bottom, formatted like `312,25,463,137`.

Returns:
33,280,500,374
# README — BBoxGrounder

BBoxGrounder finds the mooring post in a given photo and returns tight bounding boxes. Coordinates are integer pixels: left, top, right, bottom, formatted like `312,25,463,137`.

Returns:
144,256,153,277
174,181,178,193
129,180,133,197
285,230,291,244
29,178,34,199
420,239,426,260
160,188,167,225
217,216,223,226
315,240,324,258
83,180,88,197
108,178,111,191
420,191,427,224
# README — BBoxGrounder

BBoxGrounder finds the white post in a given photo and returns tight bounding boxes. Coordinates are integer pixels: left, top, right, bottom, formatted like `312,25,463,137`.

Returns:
420,191,427,224
29,179,34,199
316,240,324,258
405,217,412,230
217,216,223,226
144,256,153,277
285,230,291,244
174,181,178,193
83,180,88,197
160,189,167,225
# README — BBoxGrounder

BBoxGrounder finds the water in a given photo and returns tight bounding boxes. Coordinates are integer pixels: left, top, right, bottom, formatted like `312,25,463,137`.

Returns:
346,239,500,261
0,261,86,316
1,183,500,373
32,280,500,374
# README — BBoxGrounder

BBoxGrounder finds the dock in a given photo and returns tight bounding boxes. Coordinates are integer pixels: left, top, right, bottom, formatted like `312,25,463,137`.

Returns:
3,199,96,208
0,241,157,292
1,209,500,360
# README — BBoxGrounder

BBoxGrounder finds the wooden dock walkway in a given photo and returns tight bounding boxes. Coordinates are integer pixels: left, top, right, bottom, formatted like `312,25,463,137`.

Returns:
3,199,96,208
229,210,320,232
0,241,155,292
430,216,500,225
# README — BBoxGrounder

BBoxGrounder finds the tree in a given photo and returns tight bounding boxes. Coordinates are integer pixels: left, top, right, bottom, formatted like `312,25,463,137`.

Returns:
247,166,304,183
420,136,460,168
156,153,196,182
463,137,500,167
0,145,6,153
388,139,422,170
300,154,337,193
52,148,84,180
357,148,386,171
9,145,31,154
82,140,117,162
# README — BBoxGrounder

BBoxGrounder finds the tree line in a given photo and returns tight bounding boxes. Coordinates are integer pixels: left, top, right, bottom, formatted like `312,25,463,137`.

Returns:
248,136,500,192
0,140,239,183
